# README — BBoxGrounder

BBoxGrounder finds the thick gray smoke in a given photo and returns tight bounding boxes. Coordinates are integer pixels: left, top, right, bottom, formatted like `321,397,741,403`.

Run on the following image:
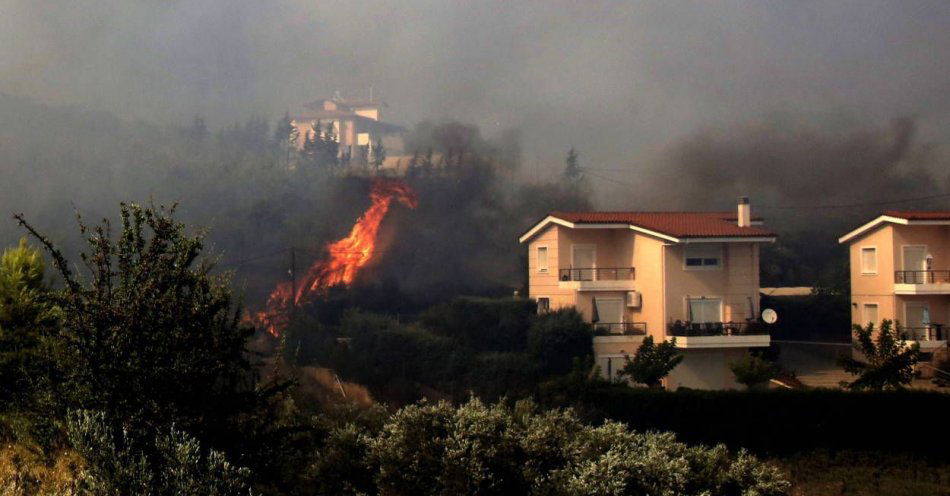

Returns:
632,117,949,222
1,1,948,176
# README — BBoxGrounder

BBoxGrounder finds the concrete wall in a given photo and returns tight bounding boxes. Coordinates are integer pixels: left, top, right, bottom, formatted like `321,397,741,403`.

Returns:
667,348,746,390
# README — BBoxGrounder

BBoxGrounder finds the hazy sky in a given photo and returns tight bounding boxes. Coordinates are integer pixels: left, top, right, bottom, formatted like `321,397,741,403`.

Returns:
2,0,948,200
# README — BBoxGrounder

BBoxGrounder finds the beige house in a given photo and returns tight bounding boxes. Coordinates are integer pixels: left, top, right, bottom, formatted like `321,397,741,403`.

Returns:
520,197,776,390
291,97,405,162
838,211,950,356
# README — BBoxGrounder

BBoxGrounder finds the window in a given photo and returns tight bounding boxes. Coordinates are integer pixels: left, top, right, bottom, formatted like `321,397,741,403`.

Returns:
687,298,722,323
863,303,878,327
860,247,877,274
537,297,550,314
537,246,548,272
684,244,722,269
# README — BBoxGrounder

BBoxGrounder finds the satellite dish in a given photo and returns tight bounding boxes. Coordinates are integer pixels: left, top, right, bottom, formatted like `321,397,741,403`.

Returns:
762,308,778,324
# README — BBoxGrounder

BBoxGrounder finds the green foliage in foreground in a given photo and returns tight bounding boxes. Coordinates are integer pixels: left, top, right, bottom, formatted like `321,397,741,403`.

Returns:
308,398,790,496
838,320,921,390
67,410,252,496
0,238,61,446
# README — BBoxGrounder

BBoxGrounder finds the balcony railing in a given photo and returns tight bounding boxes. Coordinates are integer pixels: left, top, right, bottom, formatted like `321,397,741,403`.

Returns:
895,270,950,284
666,321,770,337
593,322,647,336
559,267,635,282
901,325,945,341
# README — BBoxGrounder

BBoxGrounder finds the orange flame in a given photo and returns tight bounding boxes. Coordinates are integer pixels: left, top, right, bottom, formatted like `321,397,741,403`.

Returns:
249,178,417,336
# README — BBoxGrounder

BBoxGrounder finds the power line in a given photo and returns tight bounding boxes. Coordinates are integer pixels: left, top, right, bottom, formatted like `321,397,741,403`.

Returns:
757,192,950,210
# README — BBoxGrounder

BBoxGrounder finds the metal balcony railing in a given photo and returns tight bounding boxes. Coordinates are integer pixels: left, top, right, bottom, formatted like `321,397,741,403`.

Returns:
559,267,635,282
901,325,945,341
666,321,770,337
593,322,647,336
895,270,950,284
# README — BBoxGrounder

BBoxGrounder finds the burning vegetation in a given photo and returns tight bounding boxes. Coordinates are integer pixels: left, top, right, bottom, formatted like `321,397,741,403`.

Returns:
249,178,418,336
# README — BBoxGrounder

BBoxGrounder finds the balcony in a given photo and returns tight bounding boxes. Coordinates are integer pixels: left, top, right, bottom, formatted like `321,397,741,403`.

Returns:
902,325,948,351
665,321,771,349
558,267,636,291
894,270,950,295
593,322,647,336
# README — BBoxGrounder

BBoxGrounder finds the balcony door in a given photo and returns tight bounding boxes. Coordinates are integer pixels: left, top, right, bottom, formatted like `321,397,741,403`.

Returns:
593,297,624,333
904,301,930,340
572,244,596,281
903,245,927,271
687,298,722,324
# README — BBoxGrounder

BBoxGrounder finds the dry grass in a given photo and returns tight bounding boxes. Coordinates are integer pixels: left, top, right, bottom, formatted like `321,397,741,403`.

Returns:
776,451,950,496
0,443,84,496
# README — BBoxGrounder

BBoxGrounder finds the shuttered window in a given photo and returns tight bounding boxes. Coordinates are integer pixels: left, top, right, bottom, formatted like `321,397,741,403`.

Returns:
861,247,877,274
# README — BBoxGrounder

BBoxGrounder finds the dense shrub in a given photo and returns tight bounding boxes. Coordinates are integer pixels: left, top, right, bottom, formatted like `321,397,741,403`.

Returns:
539,376,950,459
730,352,780,389
526,308,592,376
420,297,537,352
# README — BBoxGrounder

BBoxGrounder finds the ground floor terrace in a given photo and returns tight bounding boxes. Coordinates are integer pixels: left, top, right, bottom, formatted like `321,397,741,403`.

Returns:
852,293,949,352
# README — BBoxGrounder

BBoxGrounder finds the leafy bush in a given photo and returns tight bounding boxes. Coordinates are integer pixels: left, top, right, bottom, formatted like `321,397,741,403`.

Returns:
526,308,592,376
730,352,780,389
617,336,683,388
362,398,789,495
16,205,269,442
838,320,921,390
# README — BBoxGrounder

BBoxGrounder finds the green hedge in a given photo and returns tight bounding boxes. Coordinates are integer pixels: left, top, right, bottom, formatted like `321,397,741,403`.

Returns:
539,379,950,459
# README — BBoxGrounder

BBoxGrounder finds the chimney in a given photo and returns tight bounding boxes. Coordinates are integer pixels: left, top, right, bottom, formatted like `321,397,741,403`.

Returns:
737,196,751,227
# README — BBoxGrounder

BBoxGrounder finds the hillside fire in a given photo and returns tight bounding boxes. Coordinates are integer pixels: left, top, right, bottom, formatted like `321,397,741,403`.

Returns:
249,178,418,336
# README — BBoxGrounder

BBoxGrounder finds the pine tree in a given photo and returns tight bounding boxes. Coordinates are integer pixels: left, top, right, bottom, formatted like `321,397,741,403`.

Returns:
273,111,298,169
371,139,386,172
564,147,581,181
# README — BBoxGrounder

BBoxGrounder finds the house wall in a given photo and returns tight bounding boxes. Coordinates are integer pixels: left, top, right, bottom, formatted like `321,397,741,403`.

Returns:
849,225,898,326
663,242,761,331
527,225,576,310
629,233,667,340
891,224,950,272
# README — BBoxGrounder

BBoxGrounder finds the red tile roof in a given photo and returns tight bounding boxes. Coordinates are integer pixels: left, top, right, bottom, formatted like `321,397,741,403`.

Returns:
883,211,950,221
549,211,775,238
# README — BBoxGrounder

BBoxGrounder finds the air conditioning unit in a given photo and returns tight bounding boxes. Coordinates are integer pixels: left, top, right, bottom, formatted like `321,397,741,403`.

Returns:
626,291,641,308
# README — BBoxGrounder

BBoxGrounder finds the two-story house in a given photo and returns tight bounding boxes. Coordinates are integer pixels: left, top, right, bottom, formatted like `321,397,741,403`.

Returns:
520,197,776,390
291,97,406,162
838,211,950,358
